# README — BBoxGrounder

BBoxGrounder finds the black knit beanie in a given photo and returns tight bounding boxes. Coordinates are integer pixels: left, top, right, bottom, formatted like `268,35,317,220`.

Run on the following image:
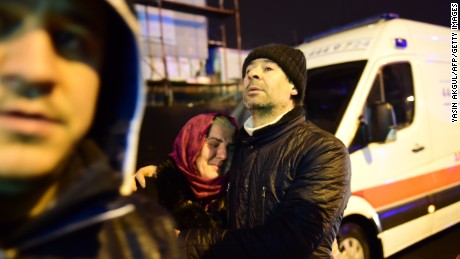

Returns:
242,44,307,104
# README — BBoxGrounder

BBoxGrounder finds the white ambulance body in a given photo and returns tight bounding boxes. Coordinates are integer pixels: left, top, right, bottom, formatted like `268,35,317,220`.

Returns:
297,15,460,258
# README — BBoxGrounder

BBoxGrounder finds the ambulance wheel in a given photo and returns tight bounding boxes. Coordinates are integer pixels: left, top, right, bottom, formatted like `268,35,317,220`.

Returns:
339,222,372,259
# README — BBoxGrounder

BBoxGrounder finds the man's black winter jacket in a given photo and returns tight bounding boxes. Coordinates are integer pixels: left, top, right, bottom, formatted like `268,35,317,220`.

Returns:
182,107,351,259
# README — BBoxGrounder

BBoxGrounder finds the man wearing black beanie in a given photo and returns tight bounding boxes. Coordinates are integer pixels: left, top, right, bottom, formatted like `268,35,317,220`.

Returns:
180,44,351,259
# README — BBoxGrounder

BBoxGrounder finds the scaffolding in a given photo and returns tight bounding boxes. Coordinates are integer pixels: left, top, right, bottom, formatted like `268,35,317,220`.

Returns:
132,0,242,106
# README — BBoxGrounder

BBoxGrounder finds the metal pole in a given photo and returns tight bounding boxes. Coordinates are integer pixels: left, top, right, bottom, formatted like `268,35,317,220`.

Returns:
234,0,242,75
157,0,173,106
219,0,228,83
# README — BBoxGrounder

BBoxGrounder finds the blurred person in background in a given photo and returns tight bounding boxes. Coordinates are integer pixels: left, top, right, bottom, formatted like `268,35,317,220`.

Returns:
0,0,182,257
133,113,238,231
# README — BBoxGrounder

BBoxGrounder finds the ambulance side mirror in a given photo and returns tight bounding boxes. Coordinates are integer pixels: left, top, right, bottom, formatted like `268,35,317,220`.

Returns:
369,102,397,143
356,118,370,147
348,117,370,153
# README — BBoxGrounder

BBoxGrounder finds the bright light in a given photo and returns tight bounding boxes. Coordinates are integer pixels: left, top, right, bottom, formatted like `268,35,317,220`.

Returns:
428,205,436,213
395,38,407,48
406,95,415,102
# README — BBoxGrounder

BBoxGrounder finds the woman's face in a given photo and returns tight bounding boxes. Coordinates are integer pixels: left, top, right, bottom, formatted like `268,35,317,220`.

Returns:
195,121,235,180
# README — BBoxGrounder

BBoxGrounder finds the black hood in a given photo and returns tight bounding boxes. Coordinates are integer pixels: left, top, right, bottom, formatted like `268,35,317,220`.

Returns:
88,0,145,194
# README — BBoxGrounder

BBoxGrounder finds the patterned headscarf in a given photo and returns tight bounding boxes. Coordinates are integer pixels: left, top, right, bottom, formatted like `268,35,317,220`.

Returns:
169,113,238,199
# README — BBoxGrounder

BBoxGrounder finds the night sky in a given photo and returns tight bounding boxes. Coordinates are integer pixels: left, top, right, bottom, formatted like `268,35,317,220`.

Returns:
207,0,451,50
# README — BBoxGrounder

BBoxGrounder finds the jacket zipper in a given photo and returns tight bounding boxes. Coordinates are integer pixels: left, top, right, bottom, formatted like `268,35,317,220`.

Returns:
261,186,266,222
226,182,231,224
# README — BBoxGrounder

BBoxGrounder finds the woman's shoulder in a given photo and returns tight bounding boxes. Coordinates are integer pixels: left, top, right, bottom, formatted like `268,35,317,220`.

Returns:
155,159,189,188
151,159,196,206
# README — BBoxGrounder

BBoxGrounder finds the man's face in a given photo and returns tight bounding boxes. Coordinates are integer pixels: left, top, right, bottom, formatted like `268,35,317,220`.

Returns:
243,58,298,112
0,0,108,178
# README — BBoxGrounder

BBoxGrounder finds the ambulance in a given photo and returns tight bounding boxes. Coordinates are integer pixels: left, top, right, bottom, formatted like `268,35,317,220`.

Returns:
297,14,460,258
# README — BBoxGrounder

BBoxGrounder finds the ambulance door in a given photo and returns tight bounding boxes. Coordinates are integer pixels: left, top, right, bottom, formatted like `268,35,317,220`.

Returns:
350,58,434,255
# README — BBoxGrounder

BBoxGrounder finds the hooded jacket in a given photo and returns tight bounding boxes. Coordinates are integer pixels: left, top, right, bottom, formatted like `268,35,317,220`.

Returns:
182,107,351,259
0,1,183,258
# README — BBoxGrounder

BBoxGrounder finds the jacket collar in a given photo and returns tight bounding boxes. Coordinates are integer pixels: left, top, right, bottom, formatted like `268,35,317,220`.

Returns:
238,106,305,145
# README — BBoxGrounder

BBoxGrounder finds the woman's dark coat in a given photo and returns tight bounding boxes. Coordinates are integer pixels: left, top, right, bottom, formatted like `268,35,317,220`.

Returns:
138,159,227,231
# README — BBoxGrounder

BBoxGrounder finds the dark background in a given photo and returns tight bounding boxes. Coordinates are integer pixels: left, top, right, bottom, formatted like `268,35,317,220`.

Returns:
208,0,451,50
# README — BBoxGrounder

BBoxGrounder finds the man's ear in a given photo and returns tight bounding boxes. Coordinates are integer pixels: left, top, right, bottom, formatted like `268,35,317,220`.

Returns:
289,82,298,96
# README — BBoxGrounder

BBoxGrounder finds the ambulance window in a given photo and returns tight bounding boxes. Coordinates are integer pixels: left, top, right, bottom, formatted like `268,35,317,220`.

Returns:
350,62,415,152
368,62,415,128
306,60,366,134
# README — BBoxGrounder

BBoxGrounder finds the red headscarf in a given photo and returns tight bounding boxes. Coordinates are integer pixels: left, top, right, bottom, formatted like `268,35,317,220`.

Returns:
168,113,238,199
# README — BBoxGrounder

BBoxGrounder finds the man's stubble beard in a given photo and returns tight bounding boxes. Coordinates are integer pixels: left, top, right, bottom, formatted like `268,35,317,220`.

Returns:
246,101,276,118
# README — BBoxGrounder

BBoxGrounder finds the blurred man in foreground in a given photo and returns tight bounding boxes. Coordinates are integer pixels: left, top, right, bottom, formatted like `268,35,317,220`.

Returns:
0,0,182,257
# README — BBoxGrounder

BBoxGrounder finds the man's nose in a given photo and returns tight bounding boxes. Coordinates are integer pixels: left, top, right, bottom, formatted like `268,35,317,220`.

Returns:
0,29,58,93
246,68,260,80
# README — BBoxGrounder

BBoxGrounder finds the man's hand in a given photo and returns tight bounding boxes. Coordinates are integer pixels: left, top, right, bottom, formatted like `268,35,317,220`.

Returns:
131,165,157,191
